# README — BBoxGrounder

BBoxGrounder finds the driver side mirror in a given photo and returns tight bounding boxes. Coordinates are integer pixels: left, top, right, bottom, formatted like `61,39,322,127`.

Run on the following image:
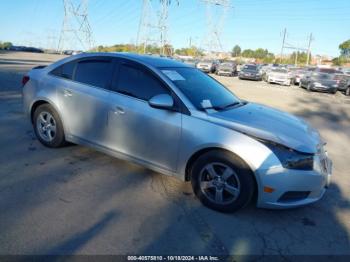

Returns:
149,94,174,110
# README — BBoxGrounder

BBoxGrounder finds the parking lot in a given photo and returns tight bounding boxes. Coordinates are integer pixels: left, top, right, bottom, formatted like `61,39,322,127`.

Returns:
0,51,350,256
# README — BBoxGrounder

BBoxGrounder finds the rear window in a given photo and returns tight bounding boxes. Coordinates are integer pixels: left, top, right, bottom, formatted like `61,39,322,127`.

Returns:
243,65,257,70
50,61,76,80
74,59,113,88
314,73,331,79
318,68,340,74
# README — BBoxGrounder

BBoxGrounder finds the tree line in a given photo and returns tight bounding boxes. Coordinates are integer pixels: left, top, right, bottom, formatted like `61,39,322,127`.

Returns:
332,39,350,66
0,42,13,50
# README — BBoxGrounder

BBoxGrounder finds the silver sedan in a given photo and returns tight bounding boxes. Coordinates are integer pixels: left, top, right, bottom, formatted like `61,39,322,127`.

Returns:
22,53,332,212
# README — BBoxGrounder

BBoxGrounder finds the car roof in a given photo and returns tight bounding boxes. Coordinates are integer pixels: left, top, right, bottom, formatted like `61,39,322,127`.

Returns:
71,52,189,68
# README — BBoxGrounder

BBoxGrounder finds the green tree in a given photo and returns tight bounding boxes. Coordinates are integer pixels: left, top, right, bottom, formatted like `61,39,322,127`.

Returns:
0,41,13,50
232,45,241,57
254,48,268,59
262,53,275,63
339,39,350,57
332,56,345,66
241,49,255,58
289,51,310,65
175,46,203,57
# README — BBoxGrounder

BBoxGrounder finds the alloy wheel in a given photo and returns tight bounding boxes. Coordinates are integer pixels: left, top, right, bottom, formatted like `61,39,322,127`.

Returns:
36,111,57,142
199,162,241,205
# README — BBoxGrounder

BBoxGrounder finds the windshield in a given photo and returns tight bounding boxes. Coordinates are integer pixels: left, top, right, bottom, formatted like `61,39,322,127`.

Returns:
319,73,332,79
313,73,331,79
161,68,241,110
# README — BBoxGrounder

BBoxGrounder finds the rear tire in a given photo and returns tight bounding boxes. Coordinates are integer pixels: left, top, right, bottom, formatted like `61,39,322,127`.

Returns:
190,150,255,213
33,104,67,148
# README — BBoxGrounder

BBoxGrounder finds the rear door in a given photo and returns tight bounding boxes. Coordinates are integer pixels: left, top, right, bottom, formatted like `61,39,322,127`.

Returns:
54,57,114,146
105,59,182,172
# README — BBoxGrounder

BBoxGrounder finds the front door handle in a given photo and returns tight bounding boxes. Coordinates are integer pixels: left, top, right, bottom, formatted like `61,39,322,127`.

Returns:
114,106,125,115
63,89,73,97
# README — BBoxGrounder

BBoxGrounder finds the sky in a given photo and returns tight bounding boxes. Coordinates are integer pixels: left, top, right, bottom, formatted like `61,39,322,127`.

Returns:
0,0,349,57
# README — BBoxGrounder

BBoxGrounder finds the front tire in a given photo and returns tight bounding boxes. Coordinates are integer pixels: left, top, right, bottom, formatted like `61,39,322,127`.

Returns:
346,87,350,96
33,104,66,148
190,150,255,213
307,83,312,91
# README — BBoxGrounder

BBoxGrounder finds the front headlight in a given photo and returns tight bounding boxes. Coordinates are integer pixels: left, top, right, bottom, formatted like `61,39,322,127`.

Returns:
261,141,314,170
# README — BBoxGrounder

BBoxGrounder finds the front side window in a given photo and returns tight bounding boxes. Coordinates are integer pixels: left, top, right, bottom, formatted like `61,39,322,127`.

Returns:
112,64,168,101
161,67,241,110
74,59,113,88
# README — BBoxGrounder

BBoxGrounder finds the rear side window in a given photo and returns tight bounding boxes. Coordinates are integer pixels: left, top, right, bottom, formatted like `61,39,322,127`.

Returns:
74,59,113,88
112,64,168,101
50,61,75,80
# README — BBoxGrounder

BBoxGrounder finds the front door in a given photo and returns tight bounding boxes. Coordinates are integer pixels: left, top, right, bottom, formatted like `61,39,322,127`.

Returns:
106,61,182,172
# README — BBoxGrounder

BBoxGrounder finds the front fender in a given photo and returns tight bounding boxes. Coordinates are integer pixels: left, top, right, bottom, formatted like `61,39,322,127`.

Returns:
176,114,281,186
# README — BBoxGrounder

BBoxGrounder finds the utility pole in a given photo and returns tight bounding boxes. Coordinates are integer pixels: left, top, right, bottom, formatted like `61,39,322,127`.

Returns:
58,0,94,52
294,49,299,66
280,28,287,64
279,30,312,66
306,33,313,66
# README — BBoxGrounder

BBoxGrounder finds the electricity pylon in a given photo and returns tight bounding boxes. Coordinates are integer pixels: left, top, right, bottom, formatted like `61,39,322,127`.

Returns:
202,0,232,54
137,0,178,55
58,0,94,52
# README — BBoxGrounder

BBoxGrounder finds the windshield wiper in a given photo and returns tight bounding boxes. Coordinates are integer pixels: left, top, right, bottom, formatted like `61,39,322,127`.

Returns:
201,106,224,111
220,102,243,110
201,101,247,112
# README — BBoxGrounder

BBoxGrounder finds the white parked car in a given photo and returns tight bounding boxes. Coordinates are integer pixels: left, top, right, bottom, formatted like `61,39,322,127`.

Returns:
267,68,293,86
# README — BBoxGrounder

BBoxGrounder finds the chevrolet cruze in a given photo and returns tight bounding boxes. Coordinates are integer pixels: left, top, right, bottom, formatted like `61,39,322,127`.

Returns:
22,53,332,212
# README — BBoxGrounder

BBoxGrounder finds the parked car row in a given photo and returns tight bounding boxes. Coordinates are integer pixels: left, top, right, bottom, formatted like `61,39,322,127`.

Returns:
180,58,238,76
179,58,350,96
237,63,350,96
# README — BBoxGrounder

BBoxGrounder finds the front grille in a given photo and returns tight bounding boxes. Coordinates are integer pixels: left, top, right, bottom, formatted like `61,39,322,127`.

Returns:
278,191,310,203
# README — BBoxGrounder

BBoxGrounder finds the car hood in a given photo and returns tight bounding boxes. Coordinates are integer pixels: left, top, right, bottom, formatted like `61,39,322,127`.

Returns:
269,72,289,78
208,102,321,153
219,66,233,70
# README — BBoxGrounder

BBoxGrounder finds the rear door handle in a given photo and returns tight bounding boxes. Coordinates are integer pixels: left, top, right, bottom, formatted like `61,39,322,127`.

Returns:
114,106,125,115
63,89,73,97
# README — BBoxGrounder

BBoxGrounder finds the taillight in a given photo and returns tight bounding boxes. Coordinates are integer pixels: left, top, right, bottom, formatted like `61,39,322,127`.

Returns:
22,75,30,86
